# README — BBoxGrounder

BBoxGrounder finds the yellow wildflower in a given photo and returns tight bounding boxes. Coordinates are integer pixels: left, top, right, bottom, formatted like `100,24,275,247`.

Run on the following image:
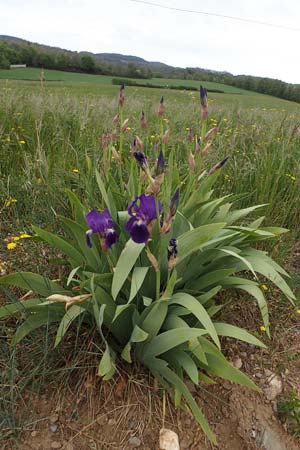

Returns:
291,176,296,181
72,168,79,174
37,178,43,184
7,242,17,250
260,325,266,332
150,135,155,139
261,284,268,291
126,127,131,131
19,140,26,144
5,197,17,207
12,236,20,241
296,309,300,315
20,233,31,239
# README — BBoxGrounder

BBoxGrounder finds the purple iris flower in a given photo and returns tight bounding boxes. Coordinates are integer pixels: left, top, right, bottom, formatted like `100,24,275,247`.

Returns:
167,238,178,260
200,85,208,107
170,189,180,217
156,150,165,175
125,194,163,244
85,209,118,249
133,151,148,170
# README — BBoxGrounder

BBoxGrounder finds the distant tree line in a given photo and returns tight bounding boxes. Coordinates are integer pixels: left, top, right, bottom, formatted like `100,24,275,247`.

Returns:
0,40,153,79
168,67,300,103
0,38,299,103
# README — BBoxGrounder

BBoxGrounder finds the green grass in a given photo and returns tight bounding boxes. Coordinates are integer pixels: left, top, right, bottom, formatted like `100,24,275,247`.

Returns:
0,67,295,98
128,76,251,94
0,67,112,83
0,77,299,241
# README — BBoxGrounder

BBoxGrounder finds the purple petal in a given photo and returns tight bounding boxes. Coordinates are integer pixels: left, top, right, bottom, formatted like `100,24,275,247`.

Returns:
139,194,160,222
130,221,150,244
86,229,93,248
170,189,180,217
104,229,118,249
125,216,136,233
86,209,106,233
157,150,165,174
128,198,138,216
133,151,148,169
103,208,113,228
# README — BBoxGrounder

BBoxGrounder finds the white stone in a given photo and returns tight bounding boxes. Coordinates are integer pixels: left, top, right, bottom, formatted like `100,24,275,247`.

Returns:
159,428,180,450
128,436,141,447
264,374,282,400
233,357,243,369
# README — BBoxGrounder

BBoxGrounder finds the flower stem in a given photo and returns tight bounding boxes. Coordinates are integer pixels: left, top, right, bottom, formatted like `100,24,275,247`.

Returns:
118,107,124,188
155,195,162,300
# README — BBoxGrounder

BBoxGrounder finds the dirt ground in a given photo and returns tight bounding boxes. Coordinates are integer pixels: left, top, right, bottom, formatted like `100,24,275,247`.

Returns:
1,246,300,450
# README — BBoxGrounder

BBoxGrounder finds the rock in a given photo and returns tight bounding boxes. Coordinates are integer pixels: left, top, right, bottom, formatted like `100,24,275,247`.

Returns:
233,357,243,369
264,374,282,400
128,419,138,429
31,431,38,437
264,369,273,377
159,428,180,450
50,413,59,424
50,423,58,433
65,444,74,450
51,442,62,449
255,372,263,378
257,424,287,450
180,436,191,449
128,436,141,447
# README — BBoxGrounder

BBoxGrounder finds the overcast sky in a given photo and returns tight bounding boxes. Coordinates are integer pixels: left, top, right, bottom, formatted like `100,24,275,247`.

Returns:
1,0,299,83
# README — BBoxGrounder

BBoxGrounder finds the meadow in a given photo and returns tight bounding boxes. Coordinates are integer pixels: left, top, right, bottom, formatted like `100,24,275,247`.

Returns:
1,72,300,448
0,67,247,93
1,72,300,239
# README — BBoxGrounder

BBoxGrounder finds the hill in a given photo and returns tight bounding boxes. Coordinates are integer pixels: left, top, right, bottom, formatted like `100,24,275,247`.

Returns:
0,35,299,103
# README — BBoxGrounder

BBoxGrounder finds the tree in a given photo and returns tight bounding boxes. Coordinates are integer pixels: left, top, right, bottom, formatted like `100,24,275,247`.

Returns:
80,55,96,73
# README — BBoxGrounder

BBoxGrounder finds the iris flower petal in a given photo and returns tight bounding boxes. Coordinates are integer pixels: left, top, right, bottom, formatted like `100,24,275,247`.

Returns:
130,221,150,244
105,229,118,249
86,209,107,233
86,229,93,248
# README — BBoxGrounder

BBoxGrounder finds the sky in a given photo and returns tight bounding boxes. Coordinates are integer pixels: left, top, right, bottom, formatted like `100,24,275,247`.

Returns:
1,0,300,83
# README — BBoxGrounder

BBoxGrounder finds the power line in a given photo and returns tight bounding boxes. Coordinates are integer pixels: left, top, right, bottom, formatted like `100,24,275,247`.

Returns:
129,0,300,32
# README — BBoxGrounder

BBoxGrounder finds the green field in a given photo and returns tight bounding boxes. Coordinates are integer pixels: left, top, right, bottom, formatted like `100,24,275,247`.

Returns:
0,67,113,83
0,66,274,95
124,75,251,94
0,74,299,236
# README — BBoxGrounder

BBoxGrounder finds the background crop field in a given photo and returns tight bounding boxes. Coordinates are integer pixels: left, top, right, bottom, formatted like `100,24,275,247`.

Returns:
0,74,300,269
0,67,296,96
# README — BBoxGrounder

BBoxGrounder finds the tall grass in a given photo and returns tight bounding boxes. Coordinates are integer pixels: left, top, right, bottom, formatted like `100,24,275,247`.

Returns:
1,81,299,236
